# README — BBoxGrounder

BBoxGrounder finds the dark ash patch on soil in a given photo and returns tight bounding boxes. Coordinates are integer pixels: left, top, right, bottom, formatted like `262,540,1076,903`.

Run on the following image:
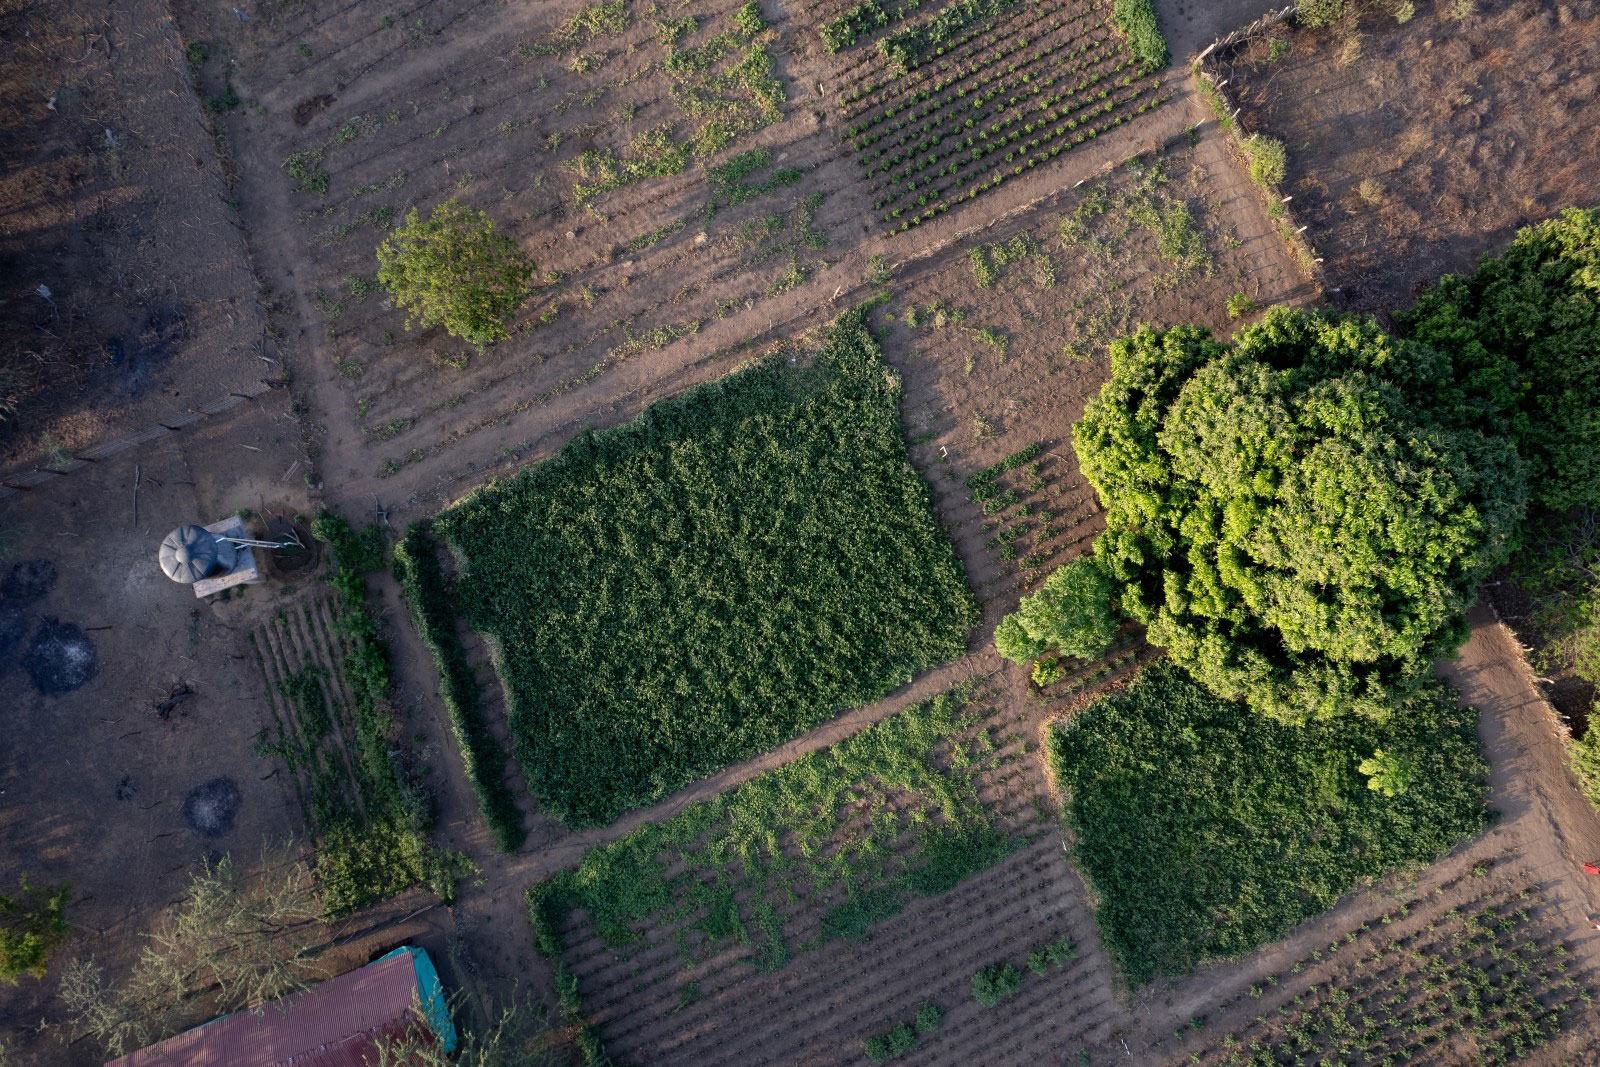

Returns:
183,776,241,837
2,559,57,602
22,616,97,693
0,601,28,661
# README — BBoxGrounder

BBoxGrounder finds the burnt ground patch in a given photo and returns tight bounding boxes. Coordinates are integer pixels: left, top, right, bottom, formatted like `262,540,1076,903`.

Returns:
2,559,57,601
21,616,98,694
182,776,242,838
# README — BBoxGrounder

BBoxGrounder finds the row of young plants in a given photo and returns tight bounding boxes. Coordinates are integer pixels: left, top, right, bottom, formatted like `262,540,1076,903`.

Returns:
862,1002,944,1062
292,515,472,915
852,26,1110,157
838,0,1079,109
391,523,525,852
1203,891,1587,1065
863,46,1134,179
878,0,1021,72
877,80,1168,230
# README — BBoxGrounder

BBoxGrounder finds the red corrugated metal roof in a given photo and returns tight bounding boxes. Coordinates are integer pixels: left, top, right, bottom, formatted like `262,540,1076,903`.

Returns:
106,950,430,1067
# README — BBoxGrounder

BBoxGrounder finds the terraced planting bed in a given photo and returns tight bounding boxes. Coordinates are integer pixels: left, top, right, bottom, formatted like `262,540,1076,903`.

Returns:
821,0,1169,231
527,674,1141,1065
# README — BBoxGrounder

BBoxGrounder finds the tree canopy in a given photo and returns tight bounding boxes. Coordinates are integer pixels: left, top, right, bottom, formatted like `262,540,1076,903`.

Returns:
994,555,1117,665
376,200,535,348
1404,206,1600,514
1070,306,1526,721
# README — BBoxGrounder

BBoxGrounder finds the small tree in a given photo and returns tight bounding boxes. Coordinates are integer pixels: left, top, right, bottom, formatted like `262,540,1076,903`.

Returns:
994,556,1119,665
376,200,535,348
0,878,68,983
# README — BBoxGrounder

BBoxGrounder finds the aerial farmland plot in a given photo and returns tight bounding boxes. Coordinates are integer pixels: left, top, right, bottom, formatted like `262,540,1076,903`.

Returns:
8,0,1600,1064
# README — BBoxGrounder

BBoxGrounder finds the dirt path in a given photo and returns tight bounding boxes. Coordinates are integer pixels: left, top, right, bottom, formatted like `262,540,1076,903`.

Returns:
1441,601,1600,912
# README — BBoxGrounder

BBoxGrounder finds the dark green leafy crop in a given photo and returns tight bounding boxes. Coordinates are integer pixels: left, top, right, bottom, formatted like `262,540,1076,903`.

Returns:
437,310,978,825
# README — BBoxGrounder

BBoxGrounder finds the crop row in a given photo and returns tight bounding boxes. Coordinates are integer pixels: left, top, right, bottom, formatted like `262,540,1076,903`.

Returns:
857,40,1120,163
839,0,1083,110
846,14,1104,141
1203,889,1588,1066
875,82,1166,230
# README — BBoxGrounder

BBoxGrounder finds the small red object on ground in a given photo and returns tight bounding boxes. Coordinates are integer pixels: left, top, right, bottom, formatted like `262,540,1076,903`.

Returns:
1584,862,1600,876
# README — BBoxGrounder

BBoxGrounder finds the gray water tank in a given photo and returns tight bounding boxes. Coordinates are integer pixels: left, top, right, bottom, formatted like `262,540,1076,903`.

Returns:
159,525,238,584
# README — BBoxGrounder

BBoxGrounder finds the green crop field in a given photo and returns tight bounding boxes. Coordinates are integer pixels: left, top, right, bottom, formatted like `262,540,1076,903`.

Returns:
1048,662,1490,986
434,309,978,825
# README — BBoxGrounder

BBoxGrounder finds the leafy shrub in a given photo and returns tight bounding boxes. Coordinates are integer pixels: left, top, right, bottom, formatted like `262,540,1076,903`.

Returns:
1403,207,1600,515
734,0,765,37
1074,307,1526,722
914,1002,944,1034
375,199,535,348
994,556,1119,665
1031,656,1066,688
1111,0,1168,74
393,525,525,851
972,962,1024,1006
437,310,977,825
0,879,68,983
1226,291,1256,319
1296,0,1350,27
1358,748,1416,797
1027,936,1075,975
1049,662,1488,984
1241,133,1287,189
284,148,328,194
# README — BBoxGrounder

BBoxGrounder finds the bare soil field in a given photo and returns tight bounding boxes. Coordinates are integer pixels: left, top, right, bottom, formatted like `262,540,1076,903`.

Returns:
0,0,276,478
1213,0,1600,315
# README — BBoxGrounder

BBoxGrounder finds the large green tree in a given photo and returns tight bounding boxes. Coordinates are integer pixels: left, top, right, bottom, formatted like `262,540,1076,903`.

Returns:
1071,306,1526,721
376,200,535,348
1404,206,1600,513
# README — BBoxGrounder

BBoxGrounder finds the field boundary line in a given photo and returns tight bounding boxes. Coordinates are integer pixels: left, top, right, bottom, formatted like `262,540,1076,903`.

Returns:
0,377,278,501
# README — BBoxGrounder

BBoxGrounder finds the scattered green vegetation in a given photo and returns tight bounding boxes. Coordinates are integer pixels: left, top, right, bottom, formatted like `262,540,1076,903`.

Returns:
437,310,976,824
1241,132,1287,189
1027,935,1076,975
1210,890,1583,1064
1225,291,1256,318
708,147,803,209
375,199,536,348
0,878,69,983
1049,662,1488,985
527,685,1015,973
393,525,524,851
972,961,1024,1007
284,148,329,194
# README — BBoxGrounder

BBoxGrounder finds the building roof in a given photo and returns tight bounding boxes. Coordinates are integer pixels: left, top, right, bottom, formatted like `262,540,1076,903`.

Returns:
106,946,456,1067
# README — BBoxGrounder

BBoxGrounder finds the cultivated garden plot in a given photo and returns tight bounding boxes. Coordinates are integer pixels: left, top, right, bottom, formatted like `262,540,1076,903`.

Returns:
526,677,1140,1066
424,311,978,827
1210,0,1600,314
178,0,882,504
818,0,1169,233
874,128,1308,612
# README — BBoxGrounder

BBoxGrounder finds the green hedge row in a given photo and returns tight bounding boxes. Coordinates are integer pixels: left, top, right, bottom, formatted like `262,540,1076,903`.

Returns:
1112,0,1168,74
393,524,526,852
